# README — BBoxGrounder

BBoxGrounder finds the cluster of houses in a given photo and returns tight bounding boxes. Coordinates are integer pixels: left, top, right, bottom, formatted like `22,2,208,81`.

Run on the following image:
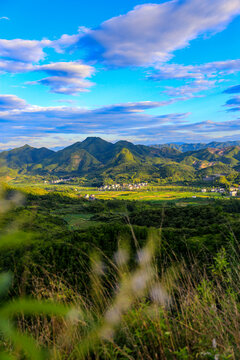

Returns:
84,194,96,201
98,182,148,191
228,186,239,197
201,186,239,197
45,177,76,184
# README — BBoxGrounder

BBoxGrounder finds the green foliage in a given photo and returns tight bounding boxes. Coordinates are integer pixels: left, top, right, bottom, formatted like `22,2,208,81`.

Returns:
3,137,240,184
0,188,77,359
2,185,240,358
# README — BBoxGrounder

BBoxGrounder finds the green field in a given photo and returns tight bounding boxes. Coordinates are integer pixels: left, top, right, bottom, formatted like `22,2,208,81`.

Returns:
10,182,226,203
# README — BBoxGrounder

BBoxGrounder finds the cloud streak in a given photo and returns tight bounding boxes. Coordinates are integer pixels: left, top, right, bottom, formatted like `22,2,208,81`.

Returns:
224,95,240,112
223,84,240,94
1,94,240,147
0,94,27,110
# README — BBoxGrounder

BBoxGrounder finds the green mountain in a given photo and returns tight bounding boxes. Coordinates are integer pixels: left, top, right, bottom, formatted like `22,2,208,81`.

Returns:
110,148,137,165
41,148,102,175
0,145,54,172
2,137,240,183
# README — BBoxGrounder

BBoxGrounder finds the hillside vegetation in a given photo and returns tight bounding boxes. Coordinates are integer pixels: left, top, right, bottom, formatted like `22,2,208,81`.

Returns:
2,186,240,358
2,137,240,184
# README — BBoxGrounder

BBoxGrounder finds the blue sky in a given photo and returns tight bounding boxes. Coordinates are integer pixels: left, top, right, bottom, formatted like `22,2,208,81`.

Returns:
1,0,240,149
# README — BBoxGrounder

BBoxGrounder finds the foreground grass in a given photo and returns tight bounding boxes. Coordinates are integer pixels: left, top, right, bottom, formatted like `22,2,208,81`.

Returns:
12,242,240,360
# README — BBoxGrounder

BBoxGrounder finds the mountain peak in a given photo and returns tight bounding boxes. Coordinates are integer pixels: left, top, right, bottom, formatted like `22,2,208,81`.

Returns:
82,137,110,144
114,148,136,164
85,136,103,141
21,144,32,149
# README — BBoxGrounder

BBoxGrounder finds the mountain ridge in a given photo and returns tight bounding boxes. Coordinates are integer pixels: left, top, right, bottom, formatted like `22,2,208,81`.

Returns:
153,141,240,152
2,137,240,183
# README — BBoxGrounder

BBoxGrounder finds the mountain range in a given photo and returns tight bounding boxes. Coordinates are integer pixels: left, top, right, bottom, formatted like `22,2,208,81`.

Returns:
1,137,240,184
154,141,240,152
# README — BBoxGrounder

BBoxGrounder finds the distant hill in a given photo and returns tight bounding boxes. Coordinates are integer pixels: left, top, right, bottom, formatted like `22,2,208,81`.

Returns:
153,141,240,152
0,145,54,171
2,137,240,183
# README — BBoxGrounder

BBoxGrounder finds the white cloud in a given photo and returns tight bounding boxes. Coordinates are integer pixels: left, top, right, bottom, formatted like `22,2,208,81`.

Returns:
0,94,27,110
30,61,95,95
51,27,89,53
0,17,9,21
80,0,240,67
0,60,34,73
0,38,50,63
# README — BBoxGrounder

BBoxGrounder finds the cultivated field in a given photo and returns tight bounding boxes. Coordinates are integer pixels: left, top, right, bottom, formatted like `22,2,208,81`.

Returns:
10,183,226,203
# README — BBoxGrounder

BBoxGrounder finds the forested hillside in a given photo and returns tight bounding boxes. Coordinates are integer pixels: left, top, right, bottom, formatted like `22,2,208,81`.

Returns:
2,137,240,184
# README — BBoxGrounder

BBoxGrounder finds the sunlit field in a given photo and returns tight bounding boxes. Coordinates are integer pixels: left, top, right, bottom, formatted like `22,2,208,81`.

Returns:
9,183,226,203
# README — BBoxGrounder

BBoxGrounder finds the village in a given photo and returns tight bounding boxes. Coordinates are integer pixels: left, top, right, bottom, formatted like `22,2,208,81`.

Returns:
201,186,240,197
83,183,148,201
47,177,76,184
43,176,240,199
98,182,148,191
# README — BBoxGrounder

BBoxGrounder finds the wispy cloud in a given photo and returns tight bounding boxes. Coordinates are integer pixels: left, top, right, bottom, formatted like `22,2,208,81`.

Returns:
164,80,216,98
2,94,240,147
224,95,240,112
148,59,240,98
0,17,9,21
0,95,188,139
0,94,27,110
149,60,240,82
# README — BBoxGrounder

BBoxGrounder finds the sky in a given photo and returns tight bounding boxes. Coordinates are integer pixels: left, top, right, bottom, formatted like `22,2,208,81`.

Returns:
1,0,240,149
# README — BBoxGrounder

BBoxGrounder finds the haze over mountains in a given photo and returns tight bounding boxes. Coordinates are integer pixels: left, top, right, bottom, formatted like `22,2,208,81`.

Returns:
1,137,240,183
